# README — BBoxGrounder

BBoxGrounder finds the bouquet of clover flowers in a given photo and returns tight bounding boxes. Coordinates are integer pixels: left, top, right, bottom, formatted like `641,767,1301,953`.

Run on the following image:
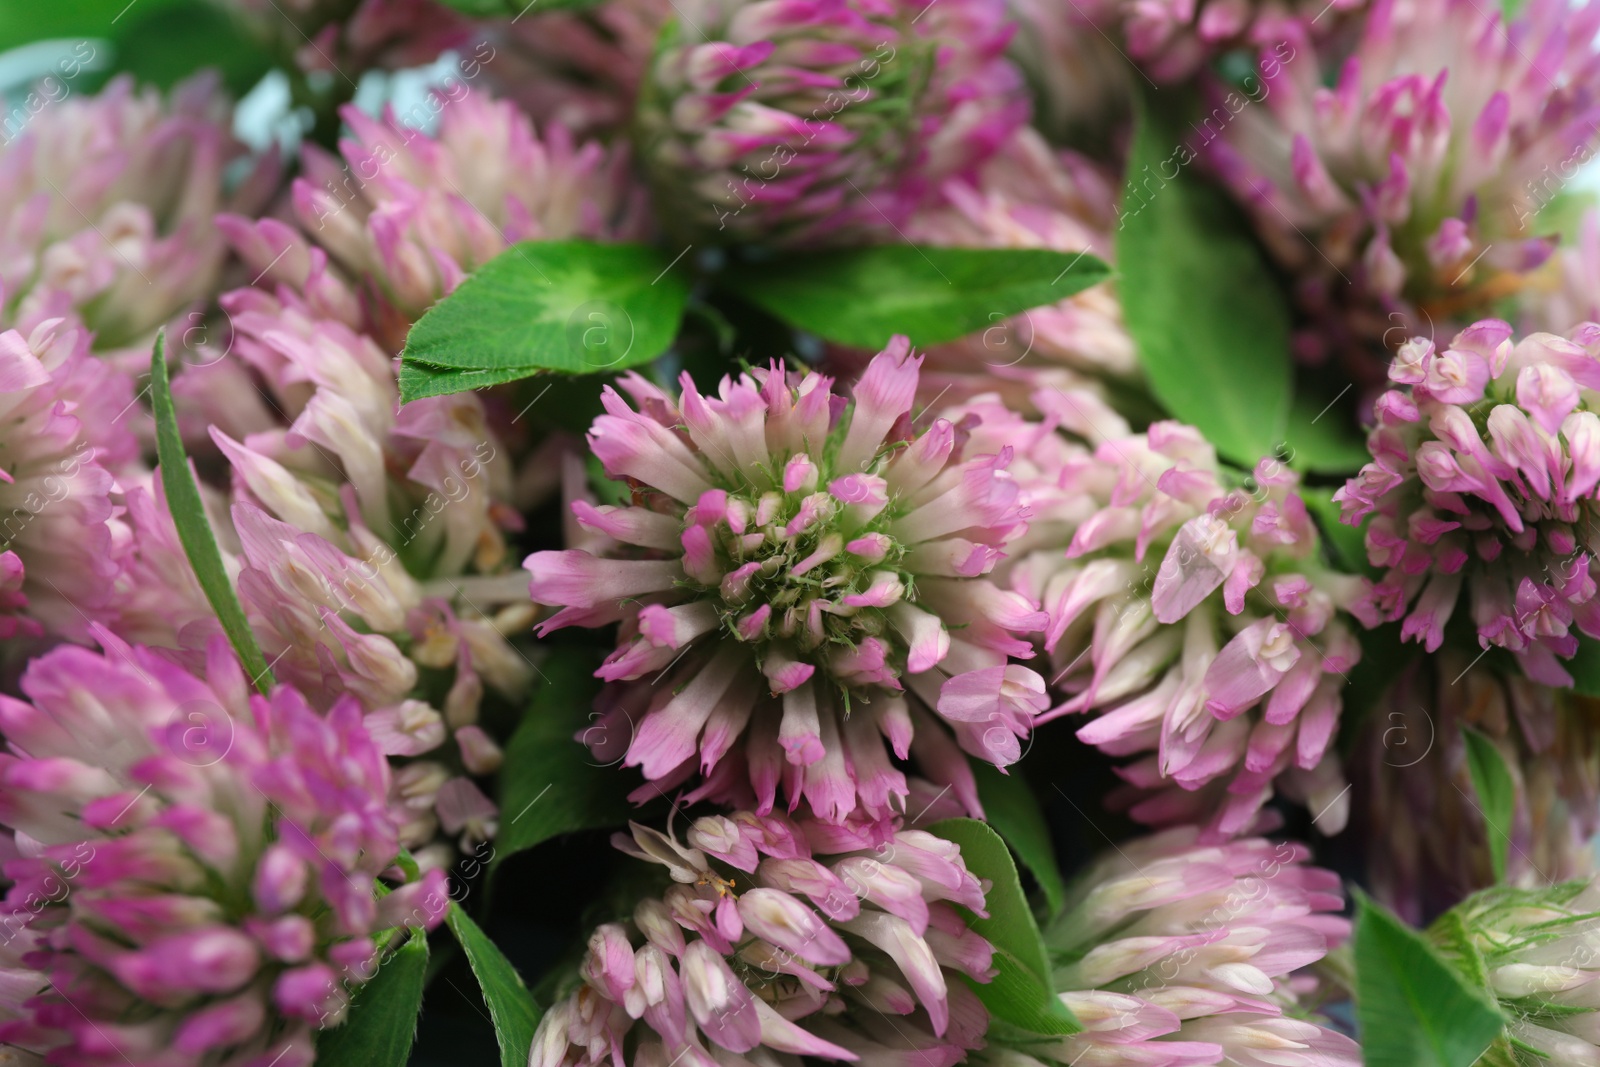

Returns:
2,0,1600,1062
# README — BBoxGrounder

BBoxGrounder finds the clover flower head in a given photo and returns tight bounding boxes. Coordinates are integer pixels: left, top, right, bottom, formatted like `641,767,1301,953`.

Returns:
530,810,993,1067
1208,0,1600,367
0,319,138,643
1017,827,1358,1067
1337,320,1600,685
526,339,1052,827
1005,408,1362,839
0,632,447,1066
219,88,641,349
0,72,272,358
168,287,533,865
633,0,1027,243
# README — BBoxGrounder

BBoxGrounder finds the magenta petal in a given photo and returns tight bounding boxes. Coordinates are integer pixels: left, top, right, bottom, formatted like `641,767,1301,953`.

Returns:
936,666,1048,727
1202,621,1301,720
1151,515,1238,624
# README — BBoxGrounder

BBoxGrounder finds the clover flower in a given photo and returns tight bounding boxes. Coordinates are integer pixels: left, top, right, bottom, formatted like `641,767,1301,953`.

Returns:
0,319,139,643
529,811,993,1067
526,339,1051,826
0,632,448,1066
632,0,1027,243
1351,651,1599,925
124,279,533,868
995,827,1358,1066
149,89,630,864
0,72,273,363
174,289,533,866
218,89,642,350
1003,404,1362,839
1336,320,1600,685
1430,877,1600,1065
1207,0,1600,371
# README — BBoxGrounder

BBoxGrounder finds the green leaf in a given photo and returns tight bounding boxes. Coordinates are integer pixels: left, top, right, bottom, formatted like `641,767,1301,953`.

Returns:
151,332,275,695
970,763,1065,917
397,361,549,403
315,932,429,1067
1116,88,1293,466
492,653,639,870
446,904,541,1067
928,818,1079,1036
0,0,266,99
107,1,271,95
1461,727,1516,883
1353,891,1504,1067
399,240,691,401
0,0,179,51
1300,485,1370,576
1569,636,1600,696
1283,390,1370,475
724,246,1112,349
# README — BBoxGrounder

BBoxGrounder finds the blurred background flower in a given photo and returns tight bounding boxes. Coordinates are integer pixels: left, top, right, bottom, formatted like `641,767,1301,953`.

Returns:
632,0,1028,243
